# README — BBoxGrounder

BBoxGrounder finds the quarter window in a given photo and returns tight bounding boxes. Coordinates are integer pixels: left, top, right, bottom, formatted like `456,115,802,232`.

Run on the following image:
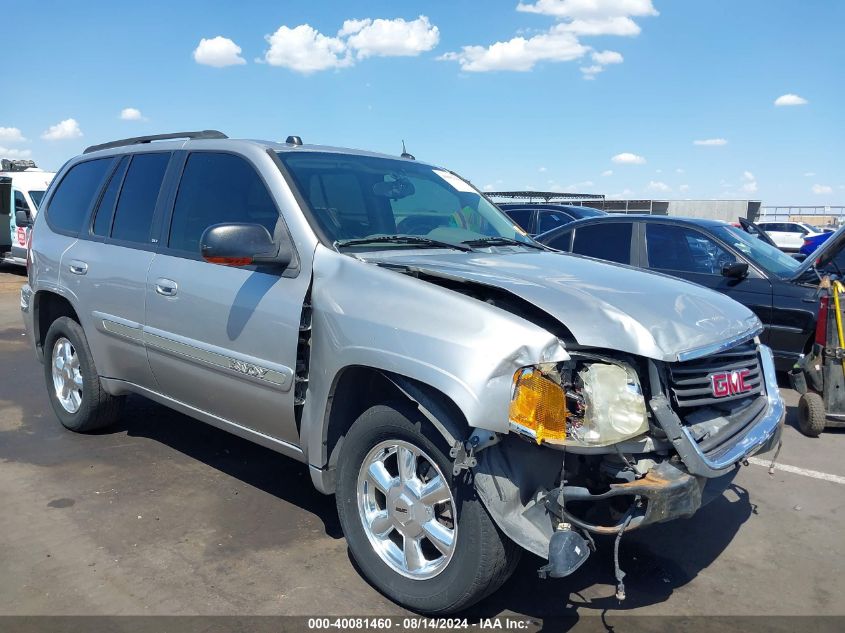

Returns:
504,209,534,233
168,153,280,254
45,158,112,235
646,224,736,274
92,156,129,237
110,153,171,244
572,223,632,264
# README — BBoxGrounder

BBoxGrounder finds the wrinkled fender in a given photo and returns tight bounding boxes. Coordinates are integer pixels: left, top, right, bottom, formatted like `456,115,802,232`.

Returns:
300,245,570,473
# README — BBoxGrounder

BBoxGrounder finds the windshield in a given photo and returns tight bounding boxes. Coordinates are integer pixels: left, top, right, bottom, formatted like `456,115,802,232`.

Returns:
29,190,45,209
713,225,801,277
277,152,535,250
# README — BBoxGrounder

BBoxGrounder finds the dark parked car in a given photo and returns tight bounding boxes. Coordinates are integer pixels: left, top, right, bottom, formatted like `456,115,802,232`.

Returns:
496,202,605,235
537,215,845,371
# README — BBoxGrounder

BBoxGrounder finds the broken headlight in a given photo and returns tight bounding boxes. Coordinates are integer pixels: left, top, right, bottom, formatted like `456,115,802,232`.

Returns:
508,361,648,447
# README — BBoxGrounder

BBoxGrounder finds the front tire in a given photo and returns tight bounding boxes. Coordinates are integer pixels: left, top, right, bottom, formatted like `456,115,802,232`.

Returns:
335,402,520,614
43,316,123,433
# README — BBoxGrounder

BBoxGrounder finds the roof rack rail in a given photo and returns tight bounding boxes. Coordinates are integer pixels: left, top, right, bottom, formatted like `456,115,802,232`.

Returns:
84,130,228,154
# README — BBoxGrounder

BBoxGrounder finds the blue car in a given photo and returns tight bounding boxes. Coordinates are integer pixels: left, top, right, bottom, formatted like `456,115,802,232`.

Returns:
801,232,833,256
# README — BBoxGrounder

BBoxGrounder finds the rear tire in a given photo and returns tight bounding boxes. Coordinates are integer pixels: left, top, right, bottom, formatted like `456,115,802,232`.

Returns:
43,316,123,433
798,392,826,437
335,401,520,614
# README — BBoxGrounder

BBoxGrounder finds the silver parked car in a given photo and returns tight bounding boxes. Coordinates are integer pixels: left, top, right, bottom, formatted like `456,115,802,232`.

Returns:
21,131,784,613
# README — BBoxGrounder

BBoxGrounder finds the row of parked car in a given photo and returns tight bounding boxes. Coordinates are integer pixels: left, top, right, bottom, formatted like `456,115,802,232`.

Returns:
494,197,845,379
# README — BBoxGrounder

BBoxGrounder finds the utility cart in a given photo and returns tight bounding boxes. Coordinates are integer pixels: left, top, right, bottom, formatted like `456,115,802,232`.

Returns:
791,277,845,436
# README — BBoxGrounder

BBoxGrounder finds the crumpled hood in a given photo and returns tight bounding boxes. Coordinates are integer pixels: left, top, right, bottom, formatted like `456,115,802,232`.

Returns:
363,250,761,362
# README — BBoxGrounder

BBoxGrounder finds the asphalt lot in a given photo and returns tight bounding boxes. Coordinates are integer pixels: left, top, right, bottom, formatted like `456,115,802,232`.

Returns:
0,265,843,622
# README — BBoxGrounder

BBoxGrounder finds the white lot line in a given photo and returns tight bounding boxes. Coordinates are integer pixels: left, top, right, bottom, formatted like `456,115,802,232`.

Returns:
747,456,845,485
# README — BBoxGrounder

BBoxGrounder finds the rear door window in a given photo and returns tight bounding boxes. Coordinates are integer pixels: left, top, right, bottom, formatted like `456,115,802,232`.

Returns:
646,223,736,274
168,152,280,254
543,229,573,252
45,158,112,235
538,210,574,234
572,223,633,264
110,153,171,244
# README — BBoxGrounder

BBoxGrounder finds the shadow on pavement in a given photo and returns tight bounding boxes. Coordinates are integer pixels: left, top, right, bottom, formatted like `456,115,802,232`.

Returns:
466,483,754,627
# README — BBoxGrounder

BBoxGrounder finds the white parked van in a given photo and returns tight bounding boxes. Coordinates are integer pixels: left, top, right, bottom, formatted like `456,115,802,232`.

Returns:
0,159,55,265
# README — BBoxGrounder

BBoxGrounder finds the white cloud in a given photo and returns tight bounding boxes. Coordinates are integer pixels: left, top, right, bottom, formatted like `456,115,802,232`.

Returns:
804,172,816,177
567,180,595,189
580,49,624,78
693,138,727,146
591,49,623,64
774,93,808,106
443,1,655,73
517,0,659,19
41,118,82,141
676,168,685,174
263,25,350,73
193,36,246,67
263,17,439,73
741,170,758,194
812,184,833,195
612,152,646,164
608,188,634,199
601,169,614,176
679,184,690,192
0,145,32,158
120,107,144,121
483,184,496,192
0,127,26,143
539,166,548,172
647,180,670,192
344,16,439,59
439,27,587,72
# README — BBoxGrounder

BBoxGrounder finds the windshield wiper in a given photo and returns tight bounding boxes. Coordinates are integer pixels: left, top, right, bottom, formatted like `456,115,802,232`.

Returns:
461,236,546,250
334,235,471,251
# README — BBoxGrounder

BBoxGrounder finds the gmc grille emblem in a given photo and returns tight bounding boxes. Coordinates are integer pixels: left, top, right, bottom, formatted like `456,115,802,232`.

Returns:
710,369,752,398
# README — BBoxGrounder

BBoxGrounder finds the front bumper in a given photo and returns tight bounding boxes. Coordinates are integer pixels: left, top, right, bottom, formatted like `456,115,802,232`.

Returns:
651,344,785,478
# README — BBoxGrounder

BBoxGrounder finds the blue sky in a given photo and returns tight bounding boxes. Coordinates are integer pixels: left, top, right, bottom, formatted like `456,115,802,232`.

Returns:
2,0,843,203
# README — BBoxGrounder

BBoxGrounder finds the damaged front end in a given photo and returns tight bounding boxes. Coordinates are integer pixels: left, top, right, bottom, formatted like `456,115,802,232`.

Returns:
469,341,784,597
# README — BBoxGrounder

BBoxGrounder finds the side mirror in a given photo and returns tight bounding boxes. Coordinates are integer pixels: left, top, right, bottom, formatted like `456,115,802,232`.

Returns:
200,223,292,268
721,261,749,279
15,209,31,227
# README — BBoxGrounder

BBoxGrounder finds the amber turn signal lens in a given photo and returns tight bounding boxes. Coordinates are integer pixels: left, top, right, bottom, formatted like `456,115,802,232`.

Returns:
509,369,568,444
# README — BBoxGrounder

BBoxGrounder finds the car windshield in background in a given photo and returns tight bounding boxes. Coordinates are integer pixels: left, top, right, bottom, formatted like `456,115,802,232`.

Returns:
29,190,45,209
277,152,534,250
714,225,801,277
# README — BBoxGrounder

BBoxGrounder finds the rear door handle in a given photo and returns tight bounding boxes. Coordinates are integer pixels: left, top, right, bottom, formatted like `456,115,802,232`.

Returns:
68,260,88,275
155,278,178,297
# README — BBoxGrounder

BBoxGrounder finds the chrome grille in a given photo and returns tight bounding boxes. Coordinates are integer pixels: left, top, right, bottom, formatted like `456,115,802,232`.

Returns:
667,341,763,409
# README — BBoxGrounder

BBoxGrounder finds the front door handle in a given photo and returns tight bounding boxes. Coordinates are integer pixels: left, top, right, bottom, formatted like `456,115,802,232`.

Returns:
68,260,88,275
155,278,178,297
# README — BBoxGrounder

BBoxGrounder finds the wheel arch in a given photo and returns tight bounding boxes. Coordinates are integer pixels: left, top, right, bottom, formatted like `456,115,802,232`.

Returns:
33,290,81,361
313,365,471,494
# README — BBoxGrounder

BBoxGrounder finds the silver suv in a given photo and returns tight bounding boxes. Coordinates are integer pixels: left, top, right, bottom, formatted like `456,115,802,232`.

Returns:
21,131,784,613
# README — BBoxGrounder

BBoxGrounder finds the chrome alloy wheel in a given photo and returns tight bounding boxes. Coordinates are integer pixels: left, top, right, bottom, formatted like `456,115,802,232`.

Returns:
357,440,457,580
51,337,83,413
